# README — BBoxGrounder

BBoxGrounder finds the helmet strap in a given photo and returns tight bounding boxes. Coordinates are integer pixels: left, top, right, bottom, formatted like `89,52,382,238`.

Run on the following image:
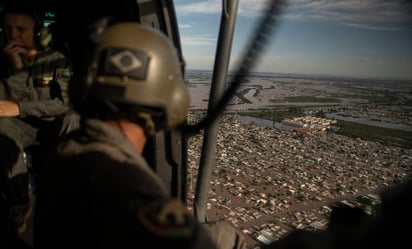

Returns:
137,112,156,137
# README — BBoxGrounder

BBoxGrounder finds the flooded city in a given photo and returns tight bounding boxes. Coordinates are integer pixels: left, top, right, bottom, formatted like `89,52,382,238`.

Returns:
185,70,412,248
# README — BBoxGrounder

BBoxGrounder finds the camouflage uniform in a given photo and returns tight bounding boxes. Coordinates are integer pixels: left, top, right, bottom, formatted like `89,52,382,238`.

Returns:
34,118,217,249
0,49,79,236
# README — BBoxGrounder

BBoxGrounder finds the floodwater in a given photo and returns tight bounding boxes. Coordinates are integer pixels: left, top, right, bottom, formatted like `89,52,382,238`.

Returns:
325,113,412,132
235,113,412,132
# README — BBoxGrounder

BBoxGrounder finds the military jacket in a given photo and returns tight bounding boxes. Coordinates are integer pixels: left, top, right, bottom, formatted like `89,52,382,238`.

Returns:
34,119,217,249
0,49,72,120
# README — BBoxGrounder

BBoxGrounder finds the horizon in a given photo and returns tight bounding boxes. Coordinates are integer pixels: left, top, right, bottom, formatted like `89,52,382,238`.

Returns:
184,68,412,82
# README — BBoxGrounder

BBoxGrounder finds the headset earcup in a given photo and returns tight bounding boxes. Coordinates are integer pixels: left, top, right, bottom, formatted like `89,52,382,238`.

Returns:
30,11,45,49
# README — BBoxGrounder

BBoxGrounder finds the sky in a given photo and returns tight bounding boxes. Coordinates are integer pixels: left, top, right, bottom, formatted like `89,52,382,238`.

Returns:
174,0,412,80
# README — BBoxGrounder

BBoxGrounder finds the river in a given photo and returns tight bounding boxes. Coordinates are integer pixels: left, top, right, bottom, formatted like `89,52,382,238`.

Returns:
231,114,412,132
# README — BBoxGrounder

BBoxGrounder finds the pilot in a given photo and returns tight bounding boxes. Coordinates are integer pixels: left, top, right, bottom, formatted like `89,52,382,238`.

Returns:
0,2,79,242
33,21,245,249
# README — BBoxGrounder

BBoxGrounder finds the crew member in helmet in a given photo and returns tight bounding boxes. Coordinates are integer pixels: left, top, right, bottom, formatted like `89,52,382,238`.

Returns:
33,22,245,249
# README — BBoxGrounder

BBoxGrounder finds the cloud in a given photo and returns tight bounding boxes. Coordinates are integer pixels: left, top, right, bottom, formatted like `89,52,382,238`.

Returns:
181,36,216,46
344,22,405,32
175,0,280,17
175,0,412,31
179,24,192,29
238,0,276,17
175,0,221,15
286,0,412,31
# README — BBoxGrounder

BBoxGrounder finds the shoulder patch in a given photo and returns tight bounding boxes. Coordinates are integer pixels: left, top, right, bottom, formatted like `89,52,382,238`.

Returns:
138,198,195,239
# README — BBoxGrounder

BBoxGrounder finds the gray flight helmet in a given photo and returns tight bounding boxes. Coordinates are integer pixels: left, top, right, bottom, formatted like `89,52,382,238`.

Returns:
86,22,189,132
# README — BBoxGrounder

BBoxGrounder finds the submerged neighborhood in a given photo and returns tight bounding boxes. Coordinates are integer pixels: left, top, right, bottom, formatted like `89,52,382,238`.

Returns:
185,71,412,248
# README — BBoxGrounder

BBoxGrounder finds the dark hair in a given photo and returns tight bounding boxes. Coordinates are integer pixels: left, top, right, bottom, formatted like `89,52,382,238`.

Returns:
0,2,43,29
